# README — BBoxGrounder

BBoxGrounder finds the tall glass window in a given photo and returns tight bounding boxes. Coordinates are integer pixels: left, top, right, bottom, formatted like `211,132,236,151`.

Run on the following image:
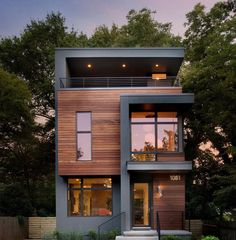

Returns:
68,178,112,216
131,112,178,161
77,112,91,160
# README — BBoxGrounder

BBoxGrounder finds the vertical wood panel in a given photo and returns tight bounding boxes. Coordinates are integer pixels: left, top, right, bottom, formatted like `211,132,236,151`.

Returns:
152,173,185,230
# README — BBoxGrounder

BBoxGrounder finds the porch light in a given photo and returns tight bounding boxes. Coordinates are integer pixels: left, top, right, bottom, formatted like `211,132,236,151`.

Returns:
87,64,92,68
152,73,167,80
157,185,163,198
122,64,126,68
155,64,159,68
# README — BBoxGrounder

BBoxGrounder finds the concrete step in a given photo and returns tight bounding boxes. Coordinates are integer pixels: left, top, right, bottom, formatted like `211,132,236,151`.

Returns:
124,230,158,236
132,226,151,231
116,237,158,240
116,230,158,240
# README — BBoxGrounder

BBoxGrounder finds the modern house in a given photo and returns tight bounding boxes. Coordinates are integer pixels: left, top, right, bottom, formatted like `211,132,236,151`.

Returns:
55,48,194,238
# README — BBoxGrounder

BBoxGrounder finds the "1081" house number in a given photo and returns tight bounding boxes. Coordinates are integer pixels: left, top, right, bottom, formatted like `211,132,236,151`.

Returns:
170,175,181,181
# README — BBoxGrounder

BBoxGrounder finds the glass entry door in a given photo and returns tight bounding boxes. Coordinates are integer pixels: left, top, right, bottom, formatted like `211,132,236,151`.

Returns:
132,183,151,227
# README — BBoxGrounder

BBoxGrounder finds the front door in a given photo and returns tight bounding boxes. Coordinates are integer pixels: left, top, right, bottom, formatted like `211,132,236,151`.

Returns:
132,182,151,227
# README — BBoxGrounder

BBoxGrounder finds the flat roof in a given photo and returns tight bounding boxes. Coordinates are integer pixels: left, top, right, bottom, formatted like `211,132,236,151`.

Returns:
55,48,185,77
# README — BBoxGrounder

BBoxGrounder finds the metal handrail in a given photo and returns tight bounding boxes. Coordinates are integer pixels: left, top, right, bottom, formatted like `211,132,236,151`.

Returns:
59,76,177,88
98,212,126,240
156,211,161,240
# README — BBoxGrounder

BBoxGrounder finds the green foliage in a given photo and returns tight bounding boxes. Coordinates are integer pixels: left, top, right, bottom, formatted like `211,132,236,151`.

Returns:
161,235,184,240
201,236,219,240
43,230,83,240
115,8,181,47
100,228,121,240
0,68,33,142
87,229,97,240
182,0,236,219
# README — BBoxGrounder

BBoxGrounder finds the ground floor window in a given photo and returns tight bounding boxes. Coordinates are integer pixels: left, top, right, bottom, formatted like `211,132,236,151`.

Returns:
68,178,112,216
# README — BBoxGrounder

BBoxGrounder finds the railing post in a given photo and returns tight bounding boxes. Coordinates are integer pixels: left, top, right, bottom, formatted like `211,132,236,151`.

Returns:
156,211,161,240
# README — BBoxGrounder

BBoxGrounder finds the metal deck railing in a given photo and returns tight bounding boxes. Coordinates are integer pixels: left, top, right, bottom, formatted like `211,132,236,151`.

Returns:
59,76,178,88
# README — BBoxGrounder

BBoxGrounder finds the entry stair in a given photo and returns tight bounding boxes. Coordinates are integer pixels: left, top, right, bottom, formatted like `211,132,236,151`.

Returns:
115,227,192,240
116,227,159,240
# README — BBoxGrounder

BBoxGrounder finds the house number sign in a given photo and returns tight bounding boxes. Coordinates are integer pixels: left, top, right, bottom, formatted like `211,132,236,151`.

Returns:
170,175,181,181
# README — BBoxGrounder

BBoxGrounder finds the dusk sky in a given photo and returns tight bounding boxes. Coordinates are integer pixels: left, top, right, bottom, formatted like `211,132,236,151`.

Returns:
0,0,220,38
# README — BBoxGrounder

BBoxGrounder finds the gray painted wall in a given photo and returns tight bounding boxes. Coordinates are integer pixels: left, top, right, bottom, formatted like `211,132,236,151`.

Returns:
56,176,121,233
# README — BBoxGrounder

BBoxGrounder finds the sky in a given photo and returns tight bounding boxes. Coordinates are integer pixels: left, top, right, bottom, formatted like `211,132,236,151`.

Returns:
0,0,221,38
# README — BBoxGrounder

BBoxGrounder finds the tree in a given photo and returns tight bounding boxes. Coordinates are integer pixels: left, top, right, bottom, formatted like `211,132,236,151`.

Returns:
0,12,84,121
182,0,236,219
114,8,181,47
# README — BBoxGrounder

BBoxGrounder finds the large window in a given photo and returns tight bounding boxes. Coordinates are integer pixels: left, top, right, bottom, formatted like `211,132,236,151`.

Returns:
77,112,92,160
68,178,112,216
131,112,178,161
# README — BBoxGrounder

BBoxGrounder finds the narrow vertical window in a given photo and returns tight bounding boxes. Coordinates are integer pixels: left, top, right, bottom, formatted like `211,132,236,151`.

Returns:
77,112,92,160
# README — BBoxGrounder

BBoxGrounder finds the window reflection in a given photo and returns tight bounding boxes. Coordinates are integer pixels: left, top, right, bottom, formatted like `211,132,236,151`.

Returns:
77,112,91,131
157,124,178,151
77,133,91,160
131,125,155,152
131,112,179,160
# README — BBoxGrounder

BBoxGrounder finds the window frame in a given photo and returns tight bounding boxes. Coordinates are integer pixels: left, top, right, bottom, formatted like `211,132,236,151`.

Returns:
130,112,179,161
67,178,113,217
76,112,92,161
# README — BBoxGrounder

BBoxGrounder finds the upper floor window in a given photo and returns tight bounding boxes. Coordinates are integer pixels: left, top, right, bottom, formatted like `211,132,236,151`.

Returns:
77,112,91,160
131,112,178,161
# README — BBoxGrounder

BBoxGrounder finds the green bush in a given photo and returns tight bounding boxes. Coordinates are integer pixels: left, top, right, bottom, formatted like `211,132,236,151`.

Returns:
201,236,219,240
88,229,97,240
99,228,121,240
42,230,83,240
161,235,184,240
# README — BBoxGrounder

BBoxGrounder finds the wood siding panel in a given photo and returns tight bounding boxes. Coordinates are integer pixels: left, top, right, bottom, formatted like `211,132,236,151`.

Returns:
57,88,182,176
158,153,185,161
152,173,185,230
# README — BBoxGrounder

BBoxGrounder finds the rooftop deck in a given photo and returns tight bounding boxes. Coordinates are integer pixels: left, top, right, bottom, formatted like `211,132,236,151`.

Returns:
59,76,179,89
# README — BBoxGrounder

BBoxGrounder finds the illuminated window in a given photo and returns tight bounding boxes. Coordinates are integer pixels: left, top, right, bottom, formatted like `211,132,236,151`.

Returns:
131,112,178,161
77,112,91,160
68,178,112,216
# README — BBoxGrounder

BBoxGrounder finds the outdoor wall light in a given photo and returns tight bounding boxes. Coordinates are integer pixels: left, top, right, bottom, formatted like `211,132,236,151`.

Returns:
157,185,163,198
152,73,167,80
87,64,92,68
155,64,159,68
122,64,126,68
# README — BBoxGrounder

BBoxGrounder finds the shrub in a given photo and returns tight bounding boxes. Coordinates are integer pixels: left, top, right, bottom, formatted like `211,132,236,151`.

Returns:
42,230,83,240
201,236,220,240
88,229,97,240
162,235,184,240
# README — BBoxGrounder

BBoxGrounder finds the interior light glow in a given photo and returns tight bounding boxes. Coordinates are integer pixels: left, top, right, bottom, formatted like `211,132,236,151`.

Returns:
87,64,92,68
122,64,126,68
155,64,159,68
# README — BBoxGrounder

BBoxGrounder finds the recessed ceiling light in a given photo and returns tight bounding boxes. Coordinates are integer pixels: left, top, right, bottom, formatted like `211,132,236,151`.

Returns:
87,64,92,68
155,64,159,68
122,64,126,68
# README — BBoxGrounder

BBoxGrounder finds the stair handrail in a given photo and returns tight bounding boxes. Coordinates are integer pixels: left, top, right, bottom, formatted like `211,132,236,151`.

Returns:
156,210,161,240
98,212,126,240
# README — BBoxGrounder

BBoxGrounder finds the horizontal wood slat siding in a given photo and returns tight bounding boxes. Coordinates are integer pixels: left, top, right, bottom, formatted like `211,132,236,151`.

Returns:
57,88,182,176
28,217,56,239
152,173,185,230
158,153,185,161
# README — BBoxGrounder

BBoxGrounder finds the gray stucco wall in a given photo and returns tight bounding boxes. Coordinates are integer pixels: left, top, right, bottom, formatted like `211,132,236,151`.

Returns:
56,175,121,233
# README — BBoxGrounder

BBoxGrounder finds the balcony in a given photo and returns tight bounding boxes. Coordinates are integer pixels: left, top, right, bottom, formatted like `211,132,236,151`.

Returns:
59,76,178,89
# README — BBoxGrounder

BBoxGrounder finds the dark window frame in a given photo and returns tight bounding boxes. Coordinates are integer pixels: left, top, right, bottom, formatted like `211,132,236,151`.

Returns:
67,178,113,217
